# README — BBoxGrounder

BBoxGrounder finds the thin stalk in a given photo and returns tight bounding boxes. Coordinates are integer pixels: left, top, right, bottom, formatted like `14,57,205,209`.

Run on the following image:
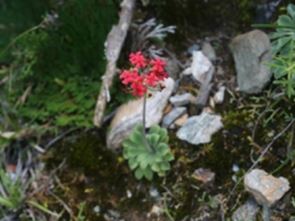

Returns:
143,94,147,135
142,93,153,152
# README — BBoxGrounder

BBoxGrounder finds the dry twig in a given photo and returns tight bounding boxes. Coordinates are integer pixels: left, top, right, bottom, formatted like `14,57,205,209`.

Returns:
93,0,136,127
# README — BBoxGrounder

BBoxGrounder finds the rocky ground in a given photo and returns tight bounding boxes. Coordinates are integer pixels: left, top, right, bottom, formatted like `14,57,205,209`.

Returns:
42,26,295,221
2,1,295,220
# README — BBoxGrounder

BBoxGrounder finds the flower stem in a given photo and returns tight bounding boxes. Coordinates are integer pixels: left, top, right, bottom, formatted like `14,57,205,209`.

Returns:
143,93,147,134
142,93,153,152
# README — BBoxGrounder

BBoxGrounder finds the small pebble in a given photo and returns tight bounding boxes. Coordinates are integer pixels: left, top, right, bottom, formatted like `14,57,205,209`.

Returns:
232,164,240,173
126,190,132,198
192,168,215,185
149,205,163,216
149,187,160,199
93,205,101,214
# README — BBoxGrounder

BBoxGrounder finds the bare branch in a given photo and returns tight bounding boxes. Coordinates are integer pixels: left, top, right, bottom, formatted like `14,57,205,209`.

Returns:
93,0,136,127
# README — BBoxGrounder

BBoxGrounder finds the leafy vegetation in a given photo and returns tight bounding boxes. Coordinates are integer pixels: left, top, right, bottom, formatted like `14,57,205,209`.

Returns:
1,0,121,128
123,124,174,180
0,169,24,212
0,0,50,50
269,3,295,98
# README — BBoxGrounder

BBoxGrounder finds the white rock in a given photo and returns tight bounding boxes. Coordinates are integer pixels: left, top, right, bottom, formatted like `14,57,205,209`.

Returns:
176,112,223,145
244,169,290,206
169,93,193,106
107,78,175,149
214,86,226,104
191,51,214,84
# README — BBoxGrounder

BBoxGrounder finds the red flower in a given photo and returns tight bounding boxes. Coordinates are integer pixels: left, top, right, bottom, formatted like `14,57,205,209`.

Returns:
130,75,147,97
120,70,137,85
151,58,166,73
120,53,169,97
144,72,158,87
129,51,147,68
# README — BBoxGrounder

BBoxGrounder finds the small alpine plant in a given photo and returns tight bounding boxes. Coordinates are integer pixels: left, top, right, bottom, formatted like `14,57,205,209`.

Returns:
120,52,174,180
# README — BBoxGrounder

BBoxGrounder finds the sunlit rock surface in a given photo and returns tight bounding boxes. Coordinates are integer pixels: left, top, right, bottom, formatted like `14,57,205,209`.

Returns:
244,169,290,206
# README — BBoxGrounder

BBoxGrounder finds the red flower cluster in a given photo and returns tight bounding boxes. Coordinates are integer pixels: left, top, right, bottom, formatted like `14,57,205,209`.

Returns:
120,51,168,97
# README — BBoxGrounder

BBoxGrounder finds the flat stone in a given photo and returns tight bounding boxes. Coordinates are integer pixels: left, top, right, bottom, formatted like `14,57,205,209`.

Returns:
232,198,259,221
174,113,189,127
162,107,187,128
192,168,215,185
230,30,272,94
169,93,193,106
107,78,175,149
244,169,290,206
176,112,223,145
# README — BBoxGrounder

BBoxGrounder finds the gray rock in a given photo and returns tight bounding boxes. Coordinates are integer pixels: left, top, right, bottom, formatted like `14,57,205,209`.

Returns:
244,169,290,206
107,78,175,149
165,57,180,80
176,112,223,145
202,42,217,62
162,107,187,128
230,30,272,94
232,198,259,221
169,93,193,106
